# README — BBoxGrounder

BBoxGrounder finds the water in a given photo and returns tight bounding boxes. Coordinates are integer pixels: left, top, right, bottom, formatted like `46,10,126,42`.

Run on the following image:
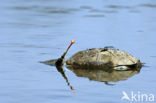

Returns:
1,0,156,103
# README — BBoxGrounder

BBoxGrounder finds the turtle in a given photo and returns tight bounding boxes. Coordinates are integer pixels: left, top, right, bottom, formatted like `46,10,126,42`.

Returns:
41,40,142,70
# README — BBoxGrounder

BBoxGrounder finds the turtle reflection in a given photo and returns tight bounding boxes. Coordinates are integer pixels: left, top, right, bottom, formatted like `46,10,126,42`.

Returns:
67,65,141,83
51,64,141,90
55,65,75,91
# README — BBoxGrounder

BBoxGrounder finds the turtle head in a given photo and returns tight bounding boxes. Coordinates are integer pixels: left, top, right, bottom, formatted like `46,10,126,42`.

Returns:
55,40,75,66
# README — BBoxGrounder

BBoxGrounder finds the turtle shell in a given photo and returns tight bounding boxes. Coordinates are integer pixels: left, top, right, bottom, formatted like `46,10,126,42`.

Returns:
66,48,141,68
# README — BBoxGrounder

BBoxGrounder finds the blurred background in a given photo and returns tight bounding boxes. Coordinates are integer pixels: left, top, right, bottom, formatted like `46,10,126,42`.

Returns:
0,0,156,103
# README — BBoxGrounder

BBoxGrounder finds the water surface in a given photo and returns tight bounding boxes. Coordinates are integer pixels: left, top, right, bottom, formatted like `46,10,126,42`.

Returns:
1,0,156,103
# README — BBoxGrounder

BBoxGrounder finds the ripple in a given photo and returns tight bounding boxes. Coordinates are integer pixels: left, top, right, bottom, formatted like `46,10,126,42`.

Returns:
11,6,34,10
139,4,156,8
84,14,105,18
90,9,117,14
0,43,50,49
129,9,141,13
10,6,80,15
105,5,132,9
12,50,26,53
46,9,70,14
80,6,92,9
10,5,40,11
